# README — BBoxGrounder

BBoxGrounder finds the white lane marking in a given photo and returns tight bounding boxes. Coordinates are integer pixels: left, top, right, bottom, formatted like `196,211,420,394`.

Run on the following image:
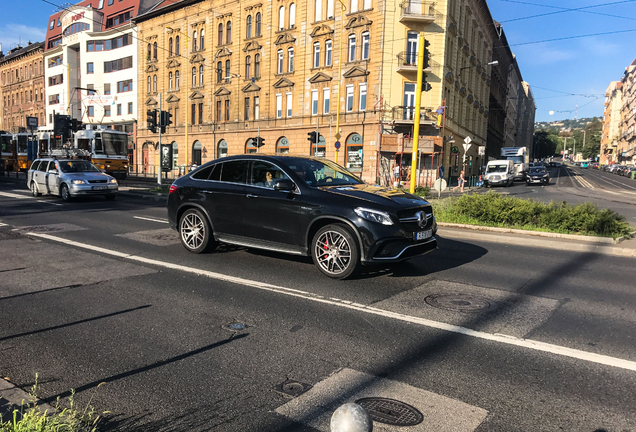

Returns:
0,191,29,199
37,200,63,206
133,216,169,224
23,232,636,373
0,223,8,227
586,170,636,191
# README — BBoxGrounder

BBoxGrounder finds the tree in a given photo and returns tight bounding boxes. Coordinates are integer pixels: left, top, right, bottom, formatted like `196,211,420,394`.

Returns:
533,130,559,159
582,119,602,160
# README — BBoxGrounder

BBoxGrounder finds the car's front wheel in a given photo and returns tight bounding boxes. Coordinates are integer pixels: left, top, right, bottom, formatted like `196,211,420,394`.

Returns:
60,184,72,201
30,181,40,197
179,208,216,253
311,224,359,279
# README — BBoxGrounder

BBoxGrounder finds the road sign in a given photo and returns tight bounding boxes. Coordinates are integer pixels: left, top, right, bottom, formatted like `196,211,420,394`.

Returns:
26,116,38,129
334,141,341,149
451,146,459,154
335,132,341,140
438,165,445,179
464,136,472,144
433,178,447,192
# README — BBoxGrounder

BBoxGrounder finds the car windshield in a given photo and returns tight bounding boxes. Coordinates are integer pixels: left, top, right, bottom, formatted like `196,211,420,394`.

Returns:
487,164,508,173
530,167,546,174
58,160,101,173
284,157,362,187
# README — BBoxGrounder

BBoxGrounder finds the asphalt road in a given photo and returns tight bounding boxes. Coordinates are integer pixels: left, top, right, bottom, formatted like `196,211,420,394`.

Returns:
1,179,636,431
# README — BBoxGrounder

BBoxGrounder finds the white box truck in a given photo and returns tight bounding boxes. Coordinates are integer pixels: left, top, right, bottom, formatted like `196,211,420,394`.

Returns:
501,147,529,180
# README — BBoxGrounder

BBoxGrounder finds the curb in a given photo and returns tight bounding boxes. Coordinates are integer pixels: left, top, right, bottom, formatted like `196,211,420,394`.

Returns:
0,378,54,421
437,222,622,244
118,189,167,201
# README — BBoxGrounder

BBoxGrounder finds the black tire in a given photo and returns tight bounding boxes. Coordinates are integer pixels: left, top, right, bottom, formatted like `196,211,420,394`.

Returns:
311,224,359,279
30,181,40,197
179,208,216,253
105,194,116,201
60,184,72,202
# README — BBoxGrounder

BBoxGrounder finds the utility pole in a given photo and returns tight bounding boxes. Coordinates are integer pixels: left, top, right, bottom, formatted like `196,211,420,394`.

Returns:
157,94,162,186
409,33,425,194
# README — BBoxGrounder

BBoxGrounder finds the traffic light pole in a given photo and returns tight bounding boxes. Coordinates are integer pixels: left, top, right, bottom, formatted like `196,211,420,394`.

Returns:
410,33,425,194
157,95,162,186
316,118,319,157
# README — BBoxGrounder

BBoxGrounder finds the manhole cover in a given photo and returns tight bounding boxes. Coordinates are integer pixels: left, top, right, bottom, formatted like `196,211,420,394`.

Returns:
274,380,312,397
355,397,423,426
425,293,498,313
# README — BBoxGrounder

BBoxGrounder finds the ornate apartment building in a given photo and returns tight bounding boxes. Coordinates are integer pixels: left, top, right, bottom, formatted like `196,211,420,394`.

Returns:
618,58,635,163
601,81,622,165
0,42,46,133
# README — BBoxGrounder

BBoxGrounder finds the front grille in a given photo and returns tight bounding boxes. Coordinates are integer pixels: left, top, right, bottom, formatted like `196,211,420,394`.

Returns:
490,175,501,181
88,179,107,184
397,206,434,231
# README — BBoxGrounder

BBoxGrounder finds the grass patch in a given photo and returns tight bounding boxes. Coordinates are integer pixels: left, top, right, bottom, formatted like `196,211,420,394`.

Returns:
431,191,632,238
0,375,107,432
146,185,170,193
399,186,431,198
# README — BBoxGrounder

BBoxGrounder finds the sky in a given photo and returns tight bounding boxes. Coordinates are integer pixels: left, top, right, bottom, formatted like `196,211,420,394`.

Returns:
1,0,635,123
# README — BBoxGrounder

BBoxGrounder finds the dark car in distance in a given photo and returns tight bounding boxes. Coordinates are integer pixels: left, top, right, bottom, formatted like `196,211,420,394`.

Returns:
526,166,550,186
167,155,438,279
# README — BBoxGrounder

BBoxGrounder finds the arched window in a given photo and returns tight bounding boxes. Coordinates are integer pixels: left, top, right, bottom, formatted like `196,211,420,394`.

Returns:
325,40,333,66
172,141,179,169
193,141,202,165
246,138,257,154
279,6,285,30
288,48,294,72
277,50,283,74
348,34,356,62
225,60,231,79
345,133,363,170
192,67,197,87
245,55,251,79
147,76,151,93
277,137,289,155
217,61,223,82
175,70,180,89
255,13,262,36
361,31,369,60
226,21,232,44
200,29,205,50
217,139,228,158
176,36,180,55
169,37,173,56
199,65,204,86
193,31,197,51
246,15,252,39
169,72,173,90
153,42,157,59
147,43,151,59
153,75,157,92
290,3,296,27
218,23,223,45
254,54,261,78
313,42,320,68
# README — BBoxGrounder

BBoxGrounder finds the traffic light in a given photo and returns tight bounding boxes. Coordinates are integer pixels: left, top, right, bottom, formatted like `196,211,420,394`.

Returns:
307,131,317,144
53,114,71,143
160,110,173,134
422,39,431,92
255,137,265,148
146,109,157,133
69,118,83,132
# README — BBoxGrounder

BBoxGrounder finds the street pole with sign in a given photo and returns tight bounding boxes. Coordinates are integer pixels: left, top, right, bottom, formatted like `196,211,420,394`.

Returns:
409,33,425,194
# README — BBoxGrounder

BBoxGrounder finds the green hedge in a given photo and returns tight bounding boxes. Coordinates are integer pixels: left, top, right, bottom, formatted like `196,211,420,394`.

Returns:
431,191,632,238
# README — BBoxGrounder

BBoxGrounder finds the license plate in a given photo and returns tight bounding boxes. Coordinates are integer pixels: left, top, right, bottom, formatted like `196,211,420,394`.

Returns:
93,186,108,190
415,229,432,240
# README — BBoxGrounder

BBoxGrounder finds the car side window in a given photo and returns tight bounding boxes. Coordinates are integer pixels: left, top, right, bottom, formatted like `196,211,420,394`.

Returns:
37,161,48,172
220,160,247,184
46,161,58,173
191,165,214,180
30,160,41,171
249,161,290,189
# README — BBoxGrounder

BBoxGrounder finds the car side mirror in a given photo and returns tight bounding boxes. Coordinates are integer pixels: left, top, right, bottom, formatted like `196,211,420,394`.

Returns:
48,169,58,175
274,178,296,192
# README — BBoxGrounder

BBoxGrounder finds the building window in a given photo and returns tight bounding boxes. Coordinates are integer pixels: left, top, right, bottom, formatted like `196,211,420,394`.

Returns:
254,96,260,119
327,0,334,18
218,139,228,157
362,32,369,60
116,104,121,116
279,6,285,30
323,87,330,114
348,35,356,62
363,0,371,9
87,62,94,74
288,48,294,72
169,38,173,56
286,93,292,117
226,21,232,44
169,72,173,90
346,84,354,112
153,75,157,92
147,76,151,93
199,66,204,86
218,23,223,45
245,56,251,79
128,102,133,114
191,103,196,124
48,74,63,86
216,100,222,121
245,97,250,120
277,50,283,74
277,137,290,155
193,31,197,51
246,15,252,39
276,94,282,118
176,36,181,55
246,138,258,154
255,13,262,36
175,70,180,89
192,67,197,87
326,40,332,66
225,60,230,80
117,80,133,93
217,62,223,82
104,56,133,73
346,133,363,170
225,100,230,121
153,42,157,59
315,0,322,21
351,0,358,12
311,89,319,115
359,83,367,111
313,43,320,68
172,142,179,169
290,3,296,27
254,54,261,78
104,83,111,95
174,107,179,126
199,103,203,124
200,30,205,50
88,106,95,117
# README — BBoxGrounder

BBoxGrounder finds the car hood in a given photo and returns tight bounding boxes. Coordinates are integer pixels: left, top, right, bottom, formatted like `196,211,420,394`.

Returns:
318,184,429,208
64,172,113,181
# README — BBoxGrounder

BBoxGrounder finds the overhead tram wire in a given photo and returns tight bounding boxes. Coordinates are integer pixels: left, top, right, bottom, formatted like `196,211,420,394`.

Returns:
499,0,636,23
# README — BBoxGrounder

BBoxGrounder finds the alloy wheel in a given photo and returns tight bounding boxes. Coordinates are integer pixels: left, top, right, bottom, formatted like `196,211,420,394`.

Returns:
314,229,353,276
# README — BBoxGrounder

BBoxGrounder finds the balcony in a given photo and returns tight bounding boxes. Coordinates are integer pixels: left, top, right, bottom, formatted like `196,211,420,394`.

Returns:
392,106,437,125
399,0,436,24
396,52,439,74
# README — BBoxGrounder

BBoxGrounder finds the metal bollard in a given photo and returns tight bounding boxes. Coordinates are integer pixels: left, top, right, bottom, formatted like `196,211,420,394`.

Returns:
330,403,373,432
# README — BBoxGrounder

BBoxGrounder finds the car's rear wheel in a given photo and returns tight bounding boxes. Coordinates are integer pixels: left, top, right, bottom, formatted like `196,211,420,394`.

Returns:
60,184,71,201
179,208,216,253
30,181,40,197
311,224,359,279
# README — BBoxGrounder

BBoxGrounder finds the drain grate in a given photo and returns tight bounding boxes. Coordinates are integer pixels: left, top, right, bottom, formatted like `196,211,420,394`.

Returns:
274,380,312,397
355,397,423,426
425,293,498,313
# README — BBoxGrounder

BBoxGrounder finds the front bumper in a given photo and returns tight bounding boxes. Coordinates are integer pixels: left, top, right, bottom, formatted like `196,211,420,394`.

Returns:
484,176,509,185
70,184,118,196
526,177,548,184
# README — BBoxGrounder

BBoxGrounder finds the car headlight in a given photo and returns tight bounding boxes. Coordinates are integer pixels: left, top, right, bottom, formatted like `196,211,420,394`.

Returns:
71,179,87,185
109,178,118,184
354,207,394,225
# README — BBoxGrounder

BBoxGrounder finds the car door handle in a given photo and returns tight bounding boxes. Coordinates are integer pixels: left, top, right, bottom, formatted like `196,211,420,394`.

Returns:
246,194,258,198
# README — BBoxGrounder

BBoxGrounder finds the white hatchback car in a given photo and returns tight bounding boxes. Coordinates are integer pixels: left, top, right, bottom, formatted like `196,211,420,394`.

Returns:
27,158,118,201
